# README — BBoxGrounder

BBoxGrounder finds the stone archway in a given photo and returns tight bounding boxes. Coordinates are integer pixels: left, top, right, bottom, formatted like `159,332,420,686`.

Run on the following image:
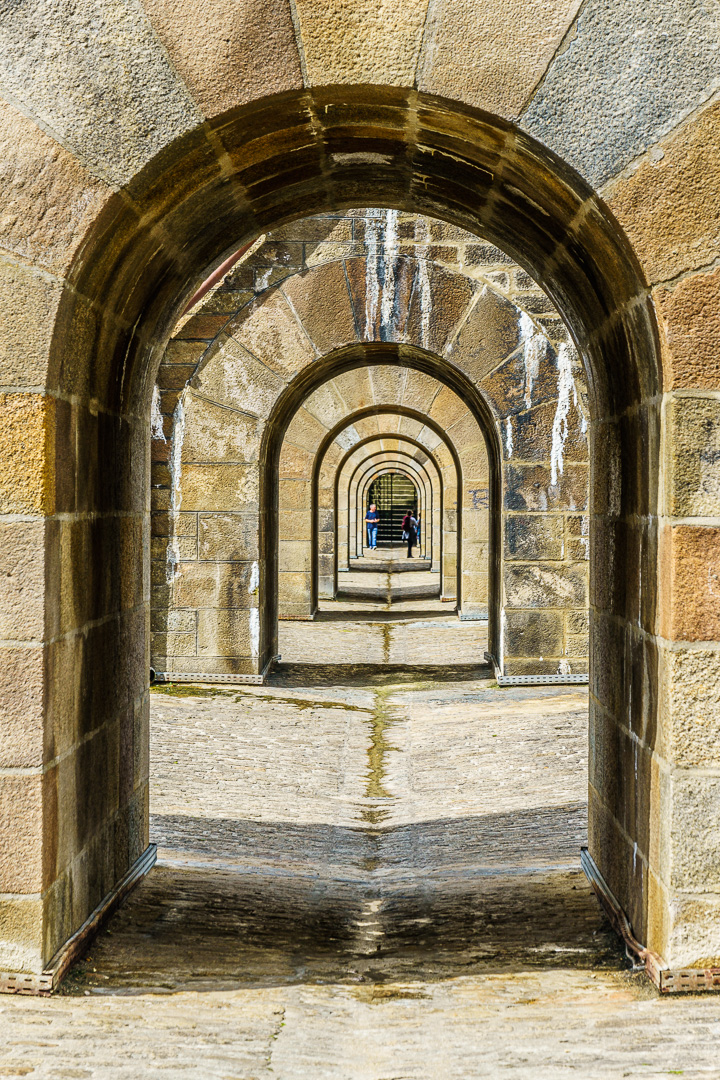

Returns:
3,89,681,978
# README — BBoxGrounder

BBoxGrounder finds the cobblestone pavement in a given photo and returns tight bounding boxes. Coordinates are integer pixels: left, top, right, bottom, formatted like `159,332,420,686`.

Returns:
3,591,720,1076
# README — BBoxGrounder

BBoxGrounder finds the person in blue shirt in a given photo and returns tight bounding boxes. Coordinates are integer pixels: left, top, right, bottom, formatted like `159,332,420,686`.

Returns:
365,503,379,550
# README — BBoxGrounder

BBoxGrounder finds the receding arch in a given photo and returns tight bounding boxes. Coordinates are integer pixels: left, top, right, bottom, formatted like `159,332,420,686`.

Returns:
332,432,444,576
313,406,466,605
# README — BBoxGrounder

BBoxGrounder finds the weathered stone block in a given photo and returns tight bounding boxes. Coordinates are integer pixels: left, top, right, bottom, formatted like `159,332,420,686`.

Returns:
0,0,203,186
179,463,259,512
505,514,563,560
0,774,43,891
279,541,312,573
294,0,428,84
0,394,54,513
450,287,519,380
227,291,316,378
0,896,43,974
660,646,720,769
655,267,720,390
180,395,262,464
0,98,112,275
143,0,301,115
279,510,312,542
504,610,563,657
282,261,356,353
278,479,311,512
0,519,45,640
193,333,285,417
172,561,257,609
567,609,589,636
667,395,720,517
197,609,253,656
666,892,720,969
282,408,329,454
661,525,720,642
504,563,587,608
504,463,588,512
198,514,259,561
0,646,44,769
151,630,196,658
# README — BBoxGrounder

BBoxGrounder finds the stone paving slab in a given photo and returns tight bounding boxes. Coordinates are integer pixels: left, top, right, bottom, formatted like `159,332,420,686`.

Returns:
2,648,720,1076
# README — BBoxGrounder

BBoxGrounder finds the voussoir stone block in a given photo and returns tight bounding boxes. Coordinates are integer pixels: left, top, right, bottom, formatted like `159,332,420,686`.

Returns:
227,292,316,378
418,0,582,118
0,98,112,275
605,99,720,283
141,0,302,117
293,0,428,85
282,261,357,354
0,0,203,186
522,0,720,189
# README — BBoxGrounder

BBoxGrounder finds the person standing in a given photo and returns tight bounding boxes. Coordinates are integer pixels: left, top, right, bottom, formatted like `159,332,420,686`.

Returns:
401,510,417,558
365,503,379,550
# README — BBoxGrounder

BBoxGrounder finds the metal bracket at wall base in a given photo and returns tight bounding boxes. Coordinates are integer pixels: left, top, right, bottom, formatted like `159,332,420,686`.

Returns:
0,844,157,996
484,652,589,686
153,655,281,687
580,847,720,993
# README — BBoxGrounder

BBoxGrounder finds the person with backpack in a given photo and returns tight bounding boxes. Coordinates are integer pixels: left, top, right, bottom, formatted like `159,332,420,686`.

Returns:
401,510,418,558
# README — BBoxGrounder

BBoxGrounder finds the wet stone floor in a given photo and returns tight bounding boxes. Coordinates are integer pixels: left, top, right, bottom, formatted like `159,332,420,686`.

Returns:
3,571,720,1076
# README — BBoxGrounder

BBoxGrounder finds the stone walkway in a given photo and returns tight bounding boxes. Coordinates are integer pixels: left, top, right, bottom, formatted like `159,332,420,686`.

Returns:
2,586,720,1076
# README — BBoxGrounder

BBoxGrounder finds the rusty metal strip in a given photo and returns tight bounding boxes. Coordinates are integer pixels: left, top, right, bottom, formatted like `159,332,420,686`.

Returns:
153,655,280,687
0,844,157,996
484,652,588,686
581,847,720,993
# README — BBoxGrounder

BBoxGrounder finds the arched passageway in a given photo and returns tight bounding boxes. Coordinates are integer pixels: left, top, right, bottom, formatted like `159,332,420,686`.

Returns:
6,85,705,988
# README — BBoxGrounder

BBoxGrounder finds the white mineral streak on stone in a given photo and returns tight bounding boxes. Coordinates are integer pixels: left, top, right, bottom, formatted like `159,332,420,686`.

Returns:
150,385,166,442
365,211,381,337
166,390,187,583
336,427,360,451
550,343,577,487
557,659,572,676
380,209,398,338
520,312,548,408
417,219,432,348
257,267,273,291
249,608,260,659
505,417,513,457
248,562,260,659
